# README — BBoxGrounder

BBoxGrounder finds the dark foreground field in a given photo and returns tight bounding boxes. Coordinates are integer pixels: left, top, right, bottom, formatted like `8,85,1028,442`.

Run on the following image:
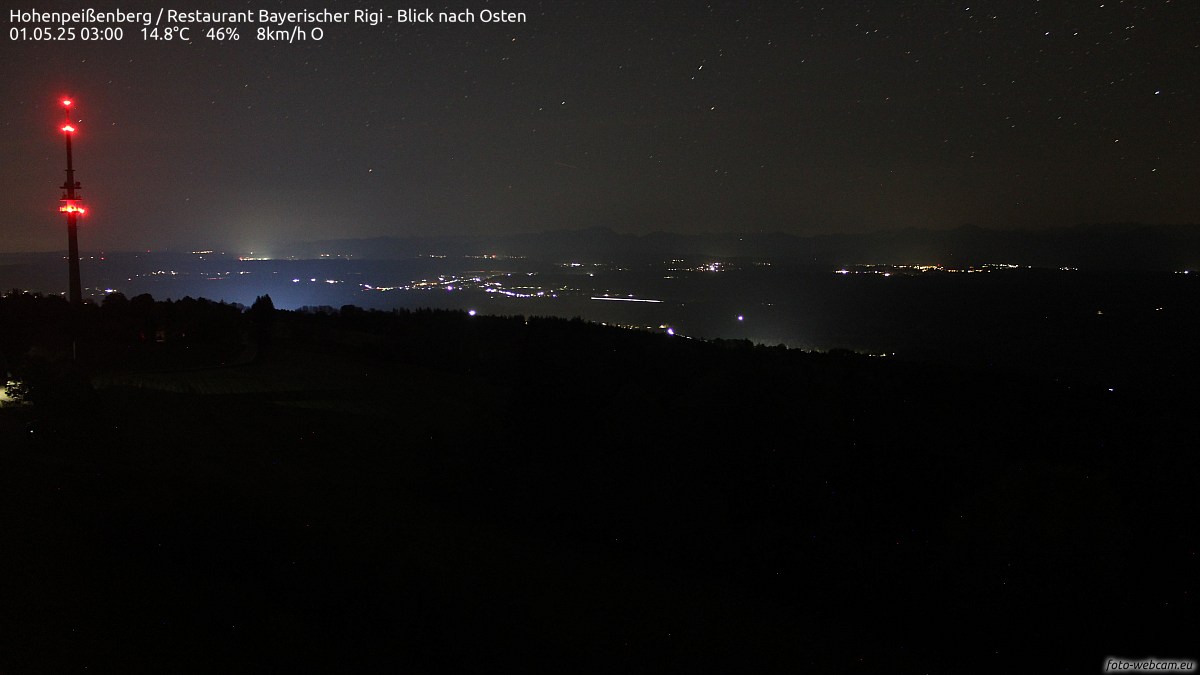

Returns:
1,294,1197,672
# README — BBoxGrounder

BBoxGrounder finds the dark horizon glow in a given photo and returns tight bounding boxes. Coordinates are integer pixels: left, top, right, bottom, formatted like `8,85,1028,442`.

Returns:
2,1,1197,254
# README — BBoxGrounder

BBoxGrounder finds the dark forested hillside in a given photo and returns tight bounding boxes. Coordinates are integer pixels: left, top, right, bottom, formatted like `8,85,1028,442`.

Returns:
1,292,1195,672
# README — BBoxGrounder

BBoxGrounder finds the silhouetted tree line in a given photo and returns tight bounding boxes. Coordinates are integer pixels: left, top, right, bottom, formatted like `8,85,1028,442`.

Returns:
1,291,260,408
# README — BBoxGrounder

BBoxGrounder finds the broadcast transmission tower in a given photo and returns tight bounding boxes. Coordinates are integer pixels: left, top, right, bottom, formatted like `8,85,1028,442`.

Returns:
58,97,86,305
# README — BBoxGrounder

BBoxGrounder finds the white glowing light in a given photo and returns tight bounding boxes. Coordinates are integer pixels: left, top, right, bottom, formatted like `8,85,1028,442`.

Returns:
590,296,663,303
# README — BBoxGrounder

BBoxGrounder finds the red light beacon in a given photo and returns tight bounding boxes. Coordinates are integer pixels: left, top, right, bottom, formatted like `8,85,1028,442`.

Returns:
58,95,84,305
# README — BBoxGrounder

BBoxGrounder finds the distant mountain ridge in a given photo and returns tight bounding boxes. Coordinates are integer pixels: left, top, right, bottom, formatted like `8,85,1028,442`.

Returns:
276,223,1200,271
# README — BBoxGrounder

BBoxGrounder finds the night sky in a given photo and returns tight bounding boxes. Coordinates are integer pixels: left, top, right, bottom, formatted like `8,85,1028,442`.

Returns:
1,0,1196,253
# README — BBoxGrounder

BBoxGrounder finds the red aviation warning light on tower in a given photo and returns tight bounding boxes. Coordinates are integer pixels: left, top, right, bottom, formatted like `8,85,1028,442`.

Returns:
58,96,84,305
